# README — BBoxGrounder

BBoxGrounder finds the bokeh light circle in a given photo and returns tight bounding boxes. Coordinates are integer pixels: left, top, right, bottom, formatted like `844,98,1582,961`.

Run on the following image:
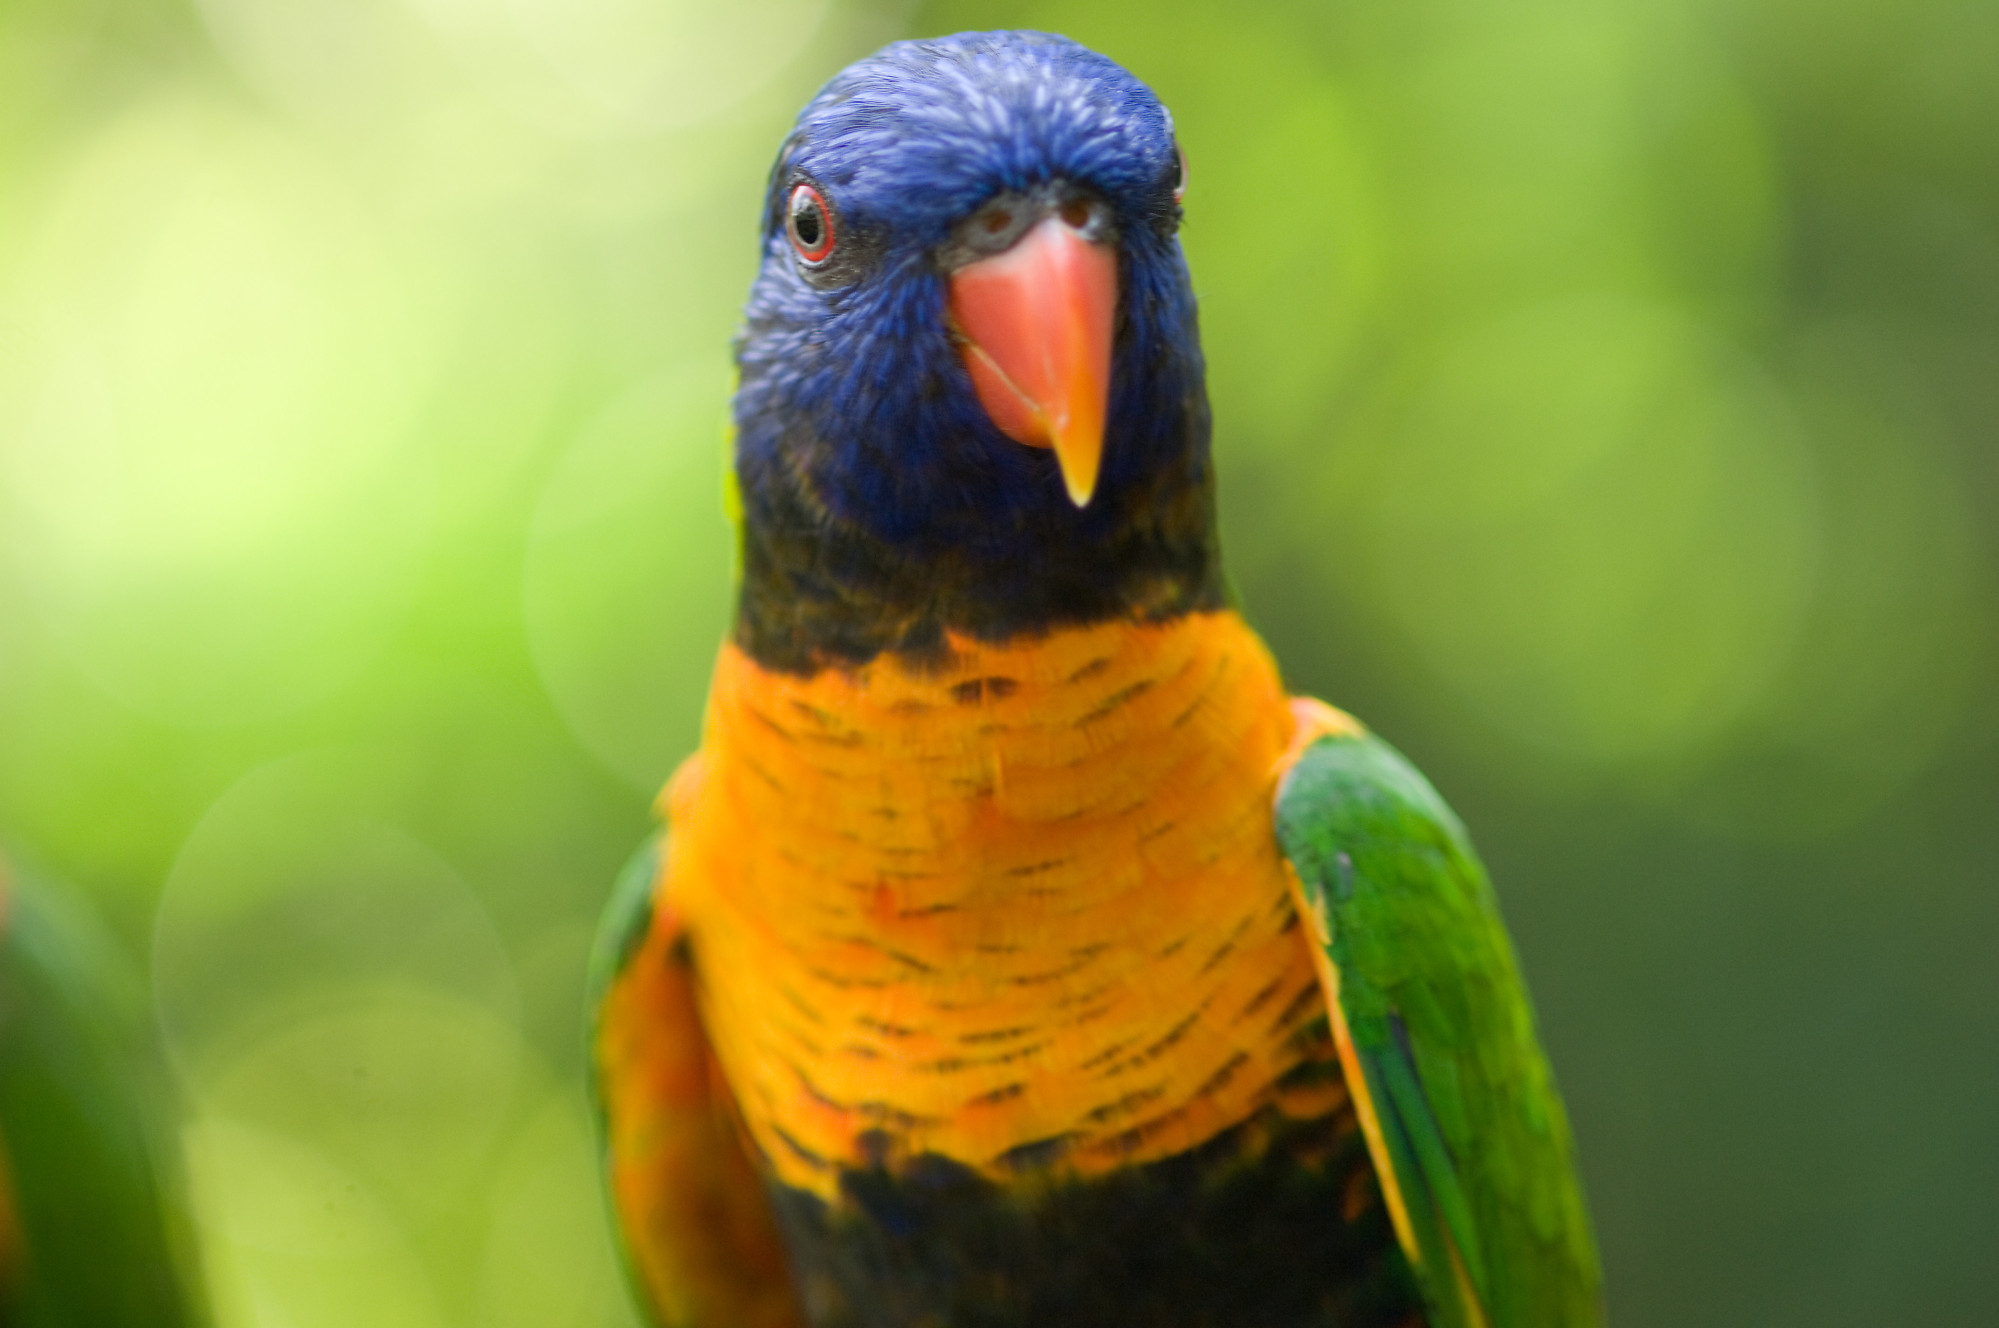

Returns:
154,748,524,1218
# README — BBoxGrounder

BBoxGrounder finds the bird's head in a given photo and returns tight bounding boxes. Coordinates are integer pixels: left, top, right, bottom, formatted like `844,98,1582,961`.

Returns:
733,32,1223,671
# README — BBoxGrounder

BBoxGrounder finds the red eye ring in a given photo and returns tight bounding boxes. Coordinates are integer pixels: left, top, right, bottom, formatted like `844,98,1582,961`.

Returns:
786,183,835,265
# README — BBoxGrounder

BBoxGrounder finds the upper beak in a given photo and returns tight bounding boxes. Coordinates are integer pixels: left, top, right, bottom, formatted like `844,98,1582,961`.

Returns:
947,215,1117,507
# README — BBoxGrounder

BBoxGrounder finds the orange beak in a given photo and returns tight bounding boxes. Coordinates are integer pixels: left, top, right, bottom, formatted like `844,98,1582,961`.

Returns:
947,215,1117,507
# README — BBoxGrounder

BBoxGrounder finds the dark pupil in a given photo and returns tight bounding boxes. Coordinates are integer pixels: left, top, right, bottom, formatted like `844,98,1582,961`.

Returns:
793,198,823,248
1169,151,1183,192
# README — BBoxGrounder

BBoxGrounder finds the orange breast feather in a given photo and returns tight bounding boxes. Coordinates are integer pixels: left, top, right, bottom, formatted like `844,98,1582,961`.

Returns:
660,611,1349,1200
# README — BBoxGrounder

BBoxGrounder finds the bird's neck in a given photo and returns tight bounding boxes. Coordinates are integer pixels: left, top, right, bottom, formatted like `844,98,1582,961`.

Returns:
731,471,1226,674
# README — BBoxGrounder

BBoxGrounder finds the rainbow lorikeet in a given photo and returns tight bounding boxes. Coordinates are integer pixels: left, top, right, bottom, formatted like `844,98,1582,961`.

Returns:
592,30,1602,1328
0,854,205,1326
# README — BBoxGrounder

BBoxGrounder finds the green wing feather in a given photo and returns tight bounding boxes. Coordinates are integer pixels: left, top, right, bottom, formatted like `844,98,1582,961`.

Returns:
1274,730,1603,1328
586,833,665,1028
0,859,208,1326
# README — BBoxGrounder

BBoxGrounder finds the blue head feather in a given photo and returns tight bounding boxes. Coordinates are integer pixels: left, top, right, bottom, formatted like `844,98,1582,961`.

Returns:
733,32,1223,671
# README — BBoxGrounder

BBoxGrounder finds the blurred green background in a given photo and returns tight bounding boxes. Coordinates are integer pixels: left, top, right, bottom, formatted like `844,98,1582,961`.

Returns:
1,0,1994,1322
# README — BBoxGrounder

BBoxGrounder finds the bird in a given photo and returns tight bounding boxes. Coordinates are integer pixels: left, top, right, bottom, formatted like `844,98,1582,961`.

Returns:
590,30,1603,1328
0,852,206,1326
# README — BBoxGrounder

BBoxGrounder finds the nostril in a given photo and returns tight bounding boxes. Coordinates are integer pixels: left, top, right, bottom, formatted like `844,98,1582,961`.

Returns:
1059,200,1091,229
983,208,1014,234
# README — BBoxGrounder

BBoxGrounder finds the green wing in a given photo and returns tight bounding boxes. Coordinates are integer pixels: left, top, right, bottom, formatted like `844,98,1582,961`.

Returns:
0,859,207,1326
1274,729,1603,1328
586,833,666,1035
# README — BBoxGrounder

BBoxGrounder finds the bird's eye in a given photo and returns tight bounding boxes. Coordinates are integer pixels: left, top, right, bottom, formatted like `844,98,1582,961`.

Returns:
786,184,835,265
1170,144,1188,206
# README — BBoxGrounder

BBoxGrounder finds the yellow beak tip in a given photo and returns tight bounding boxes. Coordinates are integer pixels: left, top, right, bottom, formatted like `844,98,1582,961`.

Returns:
1052,428,1102,509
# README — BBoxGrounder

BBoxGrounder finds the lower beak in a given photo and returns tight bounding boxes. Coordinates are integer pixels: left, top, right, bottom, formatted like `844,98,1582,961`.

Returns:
947,216,1117,507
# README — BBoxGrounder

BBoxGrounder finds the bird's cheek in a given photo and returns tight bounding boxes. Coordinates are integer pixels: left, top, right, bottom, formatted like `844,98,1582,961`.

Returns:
946,216,1117,507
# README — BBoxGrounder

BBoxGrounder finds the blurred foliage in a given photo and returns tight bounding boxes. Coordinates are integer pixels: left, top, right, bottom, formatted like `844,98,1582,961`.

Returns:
0,859,207,1324
0,0,1994,1323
